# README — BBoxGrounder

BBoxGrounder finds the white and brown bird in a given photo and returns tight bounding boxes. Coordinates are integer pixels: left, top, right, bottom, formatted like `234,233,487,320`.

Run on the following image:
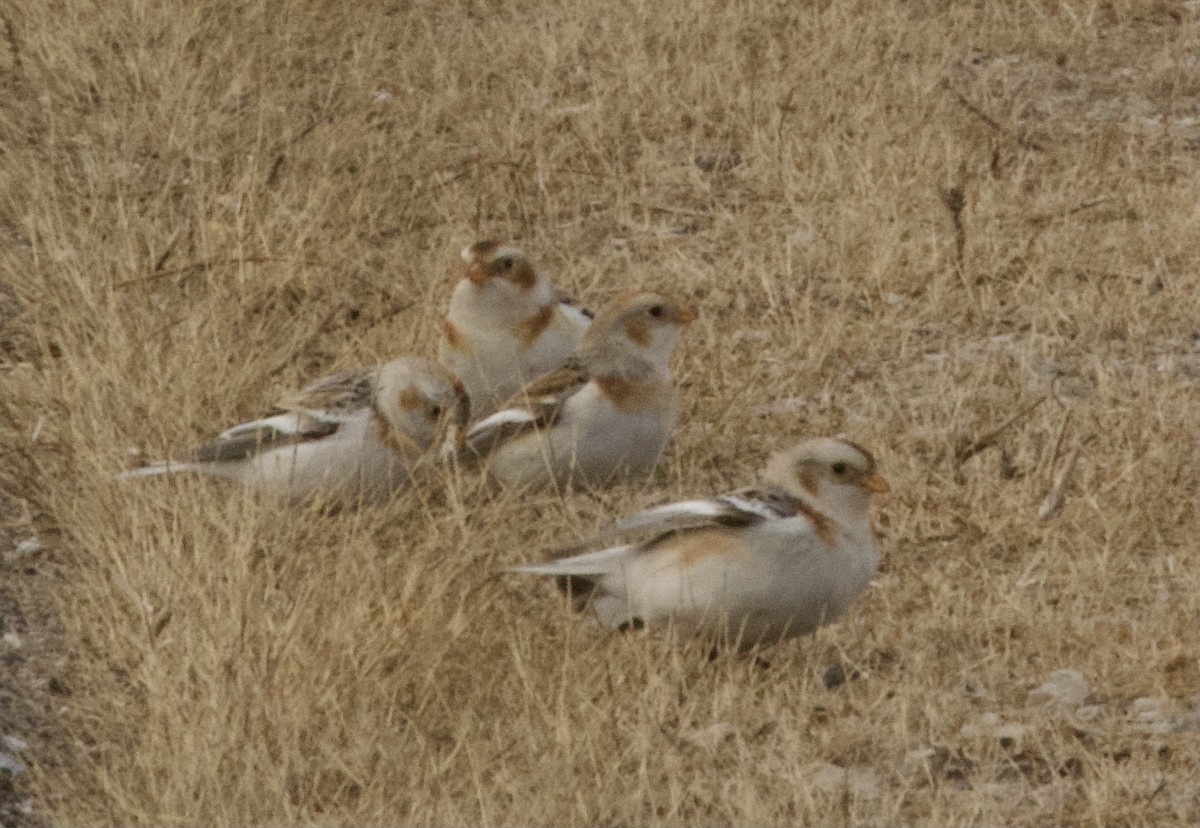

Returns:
509,437,888,649
439,241,591,419
461,291,695,490
119,357,470,504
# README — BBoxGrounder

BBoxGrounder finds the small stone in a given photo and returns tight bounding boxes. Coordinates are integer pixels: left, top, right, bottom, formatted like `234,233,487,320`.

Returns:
884,292,906,306
799,762,880,798
904,746,952,776
678,722,736,750
758,396,810,418
959,712,1002,740
694,150,742,172
1126,697,1197,734
0,752,24,776
5,537,43,564
790,225,816,246
823,664,847,689
801,761,846,791
732,329,771,345
14,538,41,556
1028,669,1089,707
1,633,20,650
0,735,27,753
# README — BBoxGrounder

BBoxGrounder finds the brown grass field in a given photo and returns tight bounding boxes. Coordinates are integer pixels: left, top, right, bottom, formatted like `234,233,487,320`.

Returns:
1,0,1197,825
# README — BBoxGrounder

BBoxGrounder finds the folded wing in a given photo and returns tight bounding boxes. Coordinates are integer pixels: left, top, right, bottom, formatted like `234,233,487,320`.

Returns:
463,360,590,457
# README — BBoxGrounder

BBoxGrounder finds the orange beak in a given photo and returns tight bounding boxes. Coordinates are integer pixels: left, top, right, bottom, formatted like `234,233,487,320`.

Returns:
864,473,889,494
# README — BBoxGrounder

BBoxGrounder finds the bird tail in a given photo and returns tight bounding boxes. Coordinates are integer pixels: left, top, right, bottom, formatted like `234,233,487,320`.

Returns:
506,544,633,577
114,461,201,480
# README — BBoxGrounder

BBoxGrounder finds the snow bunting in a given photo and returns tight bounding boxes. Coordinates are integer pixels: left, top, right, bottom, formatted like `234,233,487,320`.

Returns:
510,437,888,648
439,241,591,418
119,357,469,504
461,291,695,490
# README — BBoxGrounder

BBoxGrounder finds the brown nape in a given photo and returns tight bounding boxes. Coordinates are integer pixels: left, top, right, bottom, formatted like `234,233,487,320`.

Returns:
442,319,470,353
791,499,837,545
515,304,554,345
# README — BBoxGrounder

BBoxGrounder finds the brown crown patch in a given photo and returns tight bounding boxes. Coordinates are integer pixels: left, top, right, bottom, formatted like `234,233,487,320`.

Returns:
464,240,501,262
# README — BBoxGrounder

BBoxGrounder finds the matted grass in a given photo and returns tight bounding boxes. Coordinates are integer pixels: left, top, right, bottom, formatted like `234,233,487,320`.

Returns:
0,0,1197,824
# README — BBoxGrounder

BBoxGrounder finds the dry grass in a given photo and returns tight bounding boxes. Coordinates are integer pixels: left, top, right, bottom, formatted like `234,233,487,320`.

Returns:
1,0,1197,824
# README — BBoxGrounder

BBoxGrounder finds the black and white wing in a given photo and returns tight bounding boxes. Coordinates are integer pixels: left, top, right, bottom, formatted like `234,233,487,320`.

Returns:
548,485,800,559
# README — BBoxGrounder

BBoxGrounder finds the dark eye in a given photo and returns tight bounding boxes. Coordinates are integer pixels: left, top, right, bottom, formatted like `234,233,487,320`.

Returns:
831,462,847,475
429,404,443,419
649,305,664,318
501,257,514,269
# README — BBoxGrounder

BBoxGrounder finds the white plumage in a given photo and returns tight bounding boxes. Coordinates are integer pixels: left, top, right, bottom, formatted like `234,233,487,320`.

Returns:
510,437,889,648
439,241,590,419
119,357,469,504
462,291,695,490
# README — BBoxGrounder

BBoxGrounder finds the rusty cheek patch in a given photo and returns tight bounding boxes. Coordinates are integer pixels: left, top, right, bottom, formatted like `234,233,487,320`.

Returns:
797,469,820,499
506,262,537,290
372,405,421,459
793,499,837,546
623,318,652,347
443,320,470,354
515,304,554,347
396,386,428,412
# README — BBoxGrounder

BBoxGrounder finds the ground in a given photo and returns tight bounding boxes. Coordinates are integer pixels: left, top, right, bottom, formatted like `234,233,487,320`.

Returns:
0,0,1197,825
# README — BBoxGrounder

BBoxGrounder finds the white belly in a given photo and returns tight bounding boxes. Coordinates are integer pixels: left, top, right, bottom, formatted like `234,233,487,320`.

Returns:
487,384,674,489
234,414,409,503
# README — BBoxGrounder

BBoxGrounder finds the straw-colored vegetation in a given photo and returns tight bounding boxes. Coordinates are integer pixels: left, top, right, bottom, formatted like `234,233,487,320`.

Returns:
1,0,1197,825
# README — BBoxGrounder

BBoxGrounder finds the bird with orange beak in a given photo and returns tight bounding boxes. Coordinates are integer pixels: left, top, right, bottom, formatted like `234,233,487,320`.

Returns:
438,242,591,419
509,436,889,649
461,291,695,490
118,357,470,505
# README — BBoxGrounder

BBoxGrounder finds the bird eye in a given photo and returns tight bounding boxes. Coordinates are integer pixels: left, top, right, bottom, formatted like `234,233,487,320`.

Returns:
501,257,514,269
831,462,847,475
649,305,664,318
429,404,443,419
